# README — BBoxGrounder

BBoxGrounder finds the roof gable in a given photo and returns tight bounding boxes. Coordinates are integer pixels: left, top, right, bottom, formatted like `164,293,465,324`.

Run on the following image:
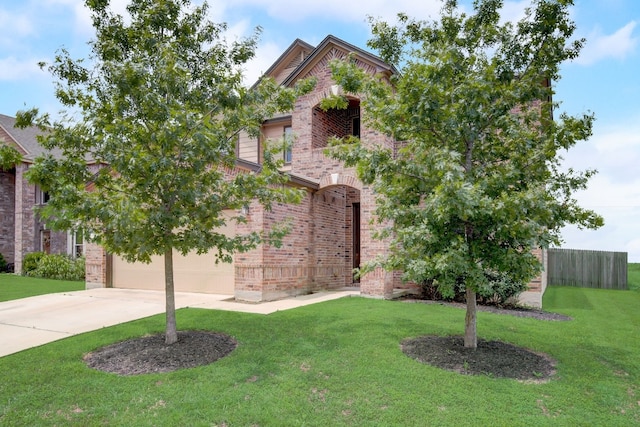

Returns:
281,35,397,87
256,39,315,86
0,114,61,162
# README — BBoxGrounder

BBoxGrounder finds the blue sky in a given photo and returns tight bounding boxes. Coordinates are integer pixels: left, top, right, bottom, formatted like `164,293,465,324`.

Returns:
1,0,639,262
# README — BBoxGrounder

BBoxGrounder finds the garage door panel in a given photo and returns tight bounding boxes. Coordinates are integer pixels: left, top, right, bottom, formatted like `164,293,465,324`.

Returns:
113,251,235,294
112,216,236,295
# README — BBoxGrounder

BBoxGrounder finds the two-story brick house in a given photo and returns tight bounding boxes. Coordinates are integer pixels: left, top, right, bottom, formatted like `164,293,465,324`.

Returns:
0,114,87,273
84,35,547,307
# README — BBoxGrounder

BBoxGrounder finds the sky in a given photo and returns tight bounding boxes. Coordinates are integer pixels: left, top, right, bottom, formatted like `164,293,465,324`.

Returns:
1,0,639,262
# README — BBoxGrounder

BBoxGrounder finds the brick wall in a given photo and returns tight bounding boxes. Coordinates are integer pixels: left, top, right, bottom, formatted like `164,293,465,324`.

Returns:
0,170,15,264
311,186,348,289
312,106,349,148
85,241,107,289
284,45,398,299
235,193,315,302
13,163,35,273
528,248,547,293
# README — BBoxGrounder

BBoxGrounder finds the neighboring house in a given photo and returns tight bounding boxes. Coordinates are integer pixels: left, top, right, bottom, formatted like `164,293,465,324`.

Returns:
83,35,548,307
0,114,87,273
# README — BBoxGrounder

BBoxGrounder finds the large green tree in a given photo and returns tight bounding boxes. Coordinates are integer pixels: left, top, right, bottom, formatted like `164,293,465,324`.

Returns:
0,145,22,170
327,0,602,348
17,0,312,344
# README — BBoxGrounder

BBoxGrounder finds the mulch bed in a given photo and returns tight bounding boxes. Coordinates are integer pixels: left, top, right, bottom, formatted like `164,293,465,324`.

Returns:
84,300,567,379
402,335,557,381
84,331,237,376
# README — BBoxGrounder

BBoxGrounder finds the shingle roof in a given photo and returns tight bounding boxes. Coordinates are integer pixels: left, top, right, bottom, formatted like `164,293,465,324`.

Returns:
281,34,398,87
0,113,62,161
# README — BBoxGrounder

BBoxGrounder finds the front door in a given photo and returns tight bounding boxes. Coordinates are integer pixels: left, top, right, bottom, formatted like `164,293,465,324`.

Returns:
352,202,361,283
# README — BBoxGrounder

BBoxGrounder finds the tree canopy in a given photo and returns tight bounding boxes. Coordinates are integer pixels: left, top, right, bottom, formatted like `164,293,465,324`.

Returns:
327,0,602,348
17,0,313,344
0,145,22,170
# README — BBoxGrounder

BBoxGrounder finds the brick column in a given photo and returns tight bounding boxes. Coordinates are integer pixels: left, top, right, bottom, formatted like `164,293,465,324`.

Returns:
359,186,394,298
85,241,108,289
0,171,16,265
13,163,35,274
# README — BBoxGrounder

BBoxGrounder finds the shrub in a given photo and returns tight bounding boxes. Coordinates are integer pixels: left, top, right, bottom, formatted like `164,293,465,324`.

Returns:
420,271,528,307
23,252,45,275
0,252,7,272
477,271,528,306
29,254,85,281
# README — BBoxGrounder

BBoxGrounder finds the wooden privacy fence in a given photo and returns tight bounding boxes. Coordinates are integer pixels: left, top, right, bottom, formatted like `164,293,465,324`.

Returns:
548,248,628,290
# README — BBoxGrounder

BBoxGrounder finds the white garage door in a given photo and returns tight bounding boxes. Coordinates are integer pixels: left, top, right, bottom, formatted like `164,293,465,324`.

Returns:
112,217,235,295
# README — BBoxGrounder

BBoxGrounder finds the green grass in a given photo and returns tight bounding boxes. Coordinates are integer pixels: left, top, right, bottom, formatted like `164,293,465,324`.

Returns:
628,263,640,291
0,274,85,302
1,286,639,426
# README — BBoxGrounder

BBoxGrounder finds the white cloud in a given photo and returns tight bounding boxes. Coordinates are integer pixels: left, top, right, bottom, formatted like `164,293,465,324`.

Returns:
576,21,638,65
243,41,286,85
0,7,34,50
570,119,640,184
499,0,529,25
0,56,47,81
560,206,640,262
43,0,130,36
559,116,640,262
204,0,229,23
0,9,33,38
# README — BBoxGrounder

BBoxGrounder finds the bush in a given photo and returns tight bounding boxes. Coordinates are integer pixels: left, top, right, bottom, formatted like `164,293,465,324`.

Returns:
419,279,466,303
477,271,528,306
28,254,85,281
420,271,528,307
23,252,45,275
0,252,7,272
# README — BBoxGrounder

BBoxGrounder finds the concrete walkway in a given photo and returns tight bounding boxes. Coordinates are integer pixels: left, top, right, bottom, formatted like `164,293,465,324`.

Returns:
0,288,360,358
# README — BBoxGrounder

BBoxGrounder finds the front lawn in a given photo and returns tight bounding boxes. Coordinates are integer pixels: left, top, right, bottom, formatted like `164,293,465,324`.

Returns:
0,274,85,302
628,263,640,291
0,286,638,426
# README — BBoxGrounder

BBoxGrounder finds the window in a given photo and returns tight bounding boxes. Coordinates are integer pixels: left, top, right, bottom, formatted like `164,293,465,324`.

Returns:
37,188,50,205
68,230,84,258
283,126,293,164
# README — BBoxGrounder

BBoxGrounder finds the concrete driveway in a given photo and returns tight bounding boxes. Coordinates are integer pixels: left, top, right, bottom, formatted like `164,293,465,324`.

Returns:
0,287,359,358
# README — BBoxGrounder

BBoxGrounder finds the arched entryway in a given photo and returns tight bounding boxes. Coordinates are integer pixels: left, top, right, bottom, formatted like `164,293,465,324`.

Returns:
316,173,396,298
314,173,362,289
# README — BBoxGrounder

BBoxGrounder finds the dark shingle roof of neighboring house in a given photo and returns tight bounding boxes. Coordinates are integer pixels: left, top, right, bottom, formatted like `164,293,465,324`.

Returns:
0,113,62,162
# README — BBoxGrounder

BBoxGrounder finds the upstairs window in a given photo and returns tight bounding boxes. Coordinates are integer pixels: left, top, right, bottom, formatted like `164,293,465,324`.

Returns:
284,125,293,164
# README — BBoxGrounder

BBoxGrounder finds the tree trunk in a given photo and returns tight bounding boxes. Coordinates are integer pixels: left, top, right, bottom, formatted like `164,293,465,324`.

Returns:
164,247,178,345
464,287,477,348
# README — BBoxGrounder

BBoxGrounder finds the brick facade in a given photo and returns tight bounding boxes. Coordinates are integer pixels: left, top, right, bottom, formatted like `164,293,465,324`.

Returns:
85,241,108,289
0,170,15,264
0,114,72,273
87,35,547,307
11,164,70,273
